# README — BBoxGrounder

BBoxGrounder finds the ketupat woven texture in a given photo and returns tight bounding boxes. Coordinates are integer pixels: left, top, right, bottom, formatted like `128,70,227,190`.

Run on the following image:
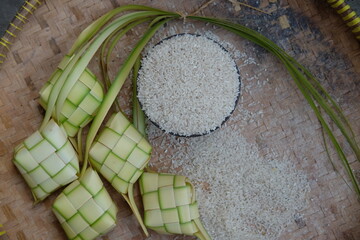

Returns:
0,0,360,239
89,112,152,194
13,119,79,202
139,172,202,236
39,56,104,137
52,168,118,240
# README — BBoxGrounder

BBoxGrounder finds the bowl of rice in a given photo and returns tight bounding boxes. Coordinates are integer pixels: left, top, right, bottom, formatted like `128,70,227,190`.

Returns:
137,33,241,137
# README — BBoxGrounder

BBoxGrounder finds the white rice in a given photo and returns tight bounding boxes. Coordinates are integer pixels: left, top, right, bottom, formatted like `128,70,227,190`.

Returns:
137,34,240,136
147,108,310,239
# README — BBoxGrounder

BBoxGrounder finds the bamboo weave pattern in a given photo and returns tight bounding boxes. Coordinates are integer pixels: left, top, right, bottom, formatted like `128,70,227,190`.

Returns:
0,0,42,65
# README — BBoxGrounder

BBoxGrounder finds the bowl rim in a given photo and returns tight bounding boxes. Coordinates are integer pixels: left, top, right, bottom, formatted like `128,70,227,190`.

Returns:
137,33,242,138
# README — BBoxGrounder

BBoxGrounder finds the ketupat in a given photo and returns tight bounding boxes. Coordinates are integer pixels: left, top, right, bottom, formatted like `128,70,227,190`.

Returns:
39,55,104,137
13,119,79,202
81,12,175,236
49,8,177,239
89,111,152,236
89,112,152,194
52,168,117,240
10,6,173,237
139,172,211,240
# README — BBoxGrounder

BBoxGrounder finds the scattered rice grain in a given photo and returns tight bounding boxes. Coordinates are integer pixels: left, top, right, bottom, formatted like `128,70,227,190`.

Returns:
147,107,309,240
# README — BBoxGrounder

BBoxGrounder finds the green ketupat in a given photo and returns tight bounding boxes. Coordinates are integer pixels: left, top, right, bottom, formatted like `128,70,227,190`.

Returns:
52,168,117,240
139,172,211,239
51,10,174,238
89,111,152,194
88,111,151,236
39,55,104,137
13,119,79,202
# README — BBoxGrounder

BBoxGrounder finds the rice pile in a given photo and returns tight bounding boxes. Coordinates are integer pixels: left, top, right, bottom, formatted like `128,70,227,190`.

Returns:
147,108,310,240
137,34,240,136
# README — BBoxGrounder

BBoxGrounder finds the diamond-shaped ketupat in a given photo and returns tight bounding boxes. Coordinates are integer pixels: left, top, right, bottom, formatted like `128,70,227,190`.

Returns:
139,172,211,239
13,119,79,202
39,55,104,137
52,168,117,240
89,112,152,194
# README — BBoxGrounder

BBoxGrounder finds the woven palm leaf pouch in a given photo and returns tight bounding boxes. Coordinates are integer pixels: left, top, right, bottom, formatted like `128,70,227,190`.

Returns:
52,168,118,240
89,111,152,194
139,172,211,239
39,55,104,137
13,119,79,202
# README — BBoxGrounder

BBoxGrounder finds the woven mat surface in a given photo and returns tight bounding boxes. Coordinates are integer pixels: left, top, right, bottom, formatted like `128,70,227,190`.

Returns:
0,0,25,37
0,0,360,239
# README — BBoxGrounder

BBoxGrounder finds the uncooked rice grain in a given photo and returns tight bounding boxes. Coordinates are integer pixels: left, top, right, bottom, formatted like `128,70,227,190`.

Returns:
147,107,310,240
137,34,240,136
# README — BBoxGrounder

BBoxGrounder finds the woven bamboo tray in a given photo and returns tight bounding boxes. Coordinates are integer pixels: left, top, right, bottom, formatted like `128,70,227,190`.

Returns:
0,0,360,239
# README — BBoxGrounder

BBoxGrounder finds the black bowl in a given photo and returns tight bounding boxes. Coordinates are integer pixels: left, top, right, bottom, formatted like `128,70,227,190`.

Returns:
137,33,241,137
